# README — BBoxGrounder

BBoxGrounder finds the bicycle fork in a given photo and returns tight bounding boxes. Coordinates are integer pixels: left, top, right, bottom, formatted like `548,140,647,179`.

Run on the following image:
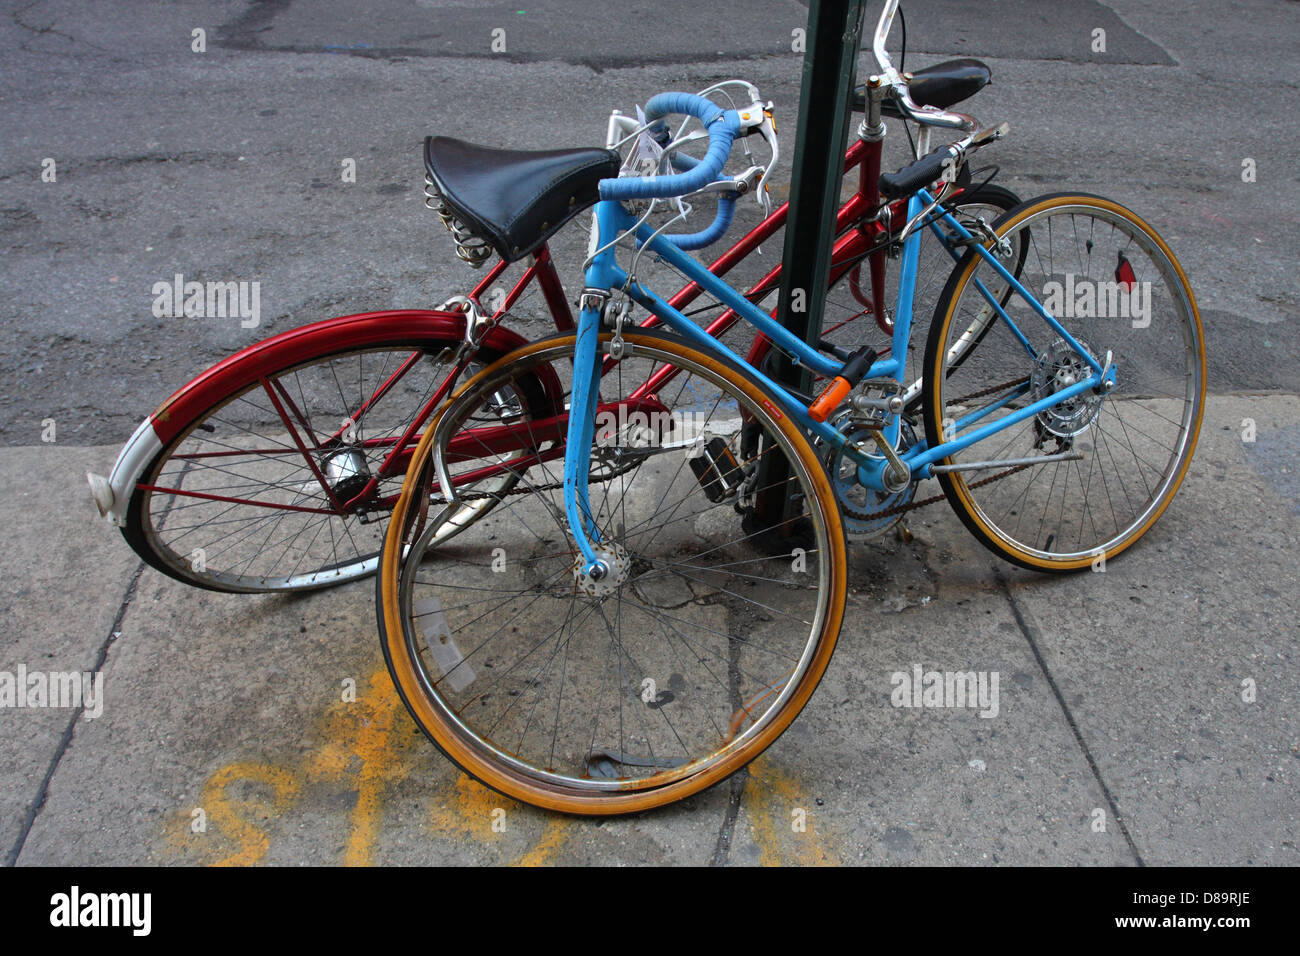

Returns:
565,201,623,591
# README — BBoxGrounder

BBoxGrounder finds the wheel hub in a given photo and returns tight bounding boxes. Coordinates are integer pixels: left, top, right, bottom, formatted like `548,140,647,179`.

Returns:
574,543,632,597
1030,337,1104,438
322,447,371,503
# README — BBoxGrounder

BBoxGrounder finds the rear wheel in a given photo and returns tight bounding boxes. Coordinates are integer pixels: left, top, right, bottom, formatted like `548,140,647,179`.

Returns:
124,337,544,592
923,194,1206,570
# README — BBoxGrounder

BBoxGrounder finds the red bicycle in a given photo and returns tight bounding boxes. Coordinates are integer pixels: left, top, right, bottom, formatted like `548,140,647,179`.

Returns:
88,60,1019,593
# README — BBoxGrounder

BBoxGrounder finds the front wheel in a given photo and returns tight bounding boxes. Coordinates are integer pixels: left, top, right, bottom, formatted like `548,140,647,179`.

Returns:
923,193,1206,571
378,330,848,814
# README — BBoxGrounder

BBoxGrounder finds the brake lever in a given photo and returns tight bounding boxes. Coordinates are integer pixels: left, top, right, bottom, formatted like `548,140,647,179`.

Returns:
755,108,778,216
681,165,764,201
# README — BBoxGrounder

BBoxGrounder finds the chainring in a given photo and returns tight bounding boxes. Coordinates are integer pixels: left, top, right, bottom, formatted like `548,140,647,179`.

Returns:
823,414,919,537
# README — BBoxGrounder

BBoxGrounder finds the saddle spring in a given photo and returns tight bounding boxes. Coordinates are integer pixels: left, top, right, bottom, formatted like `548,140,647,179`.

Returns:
424,175,494,268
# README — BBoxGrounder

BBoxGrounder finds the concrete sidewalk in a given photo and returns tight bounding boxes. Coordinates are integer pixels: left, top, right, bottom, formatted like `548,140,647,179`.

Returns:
0,392,1294,866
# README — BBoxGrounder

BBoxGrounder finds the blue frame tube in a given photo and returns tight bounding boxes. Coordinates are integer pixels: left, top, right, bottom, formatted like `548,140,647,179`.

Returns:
902,372,1104,477
564,203,622,573
635,218,843,380
615,271,840,443
913,188,1104,374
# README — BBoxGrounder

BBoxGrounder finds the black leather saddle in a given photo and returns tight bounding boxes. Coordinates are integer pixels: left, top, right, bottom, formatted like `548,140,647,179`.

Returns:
424,136,621,262
851,58,992,117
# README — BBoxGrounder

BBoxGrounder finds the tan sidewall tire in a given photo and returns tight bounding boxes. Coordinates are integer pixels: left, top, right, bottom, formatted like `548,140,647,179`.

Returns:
378,332,848,814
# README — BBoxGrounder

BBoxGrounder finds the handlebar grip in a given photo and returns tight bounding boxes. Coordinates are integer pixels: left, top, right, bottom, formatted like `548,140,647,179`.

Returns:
600,93,739,202
642,91,723,126
878,144,957,200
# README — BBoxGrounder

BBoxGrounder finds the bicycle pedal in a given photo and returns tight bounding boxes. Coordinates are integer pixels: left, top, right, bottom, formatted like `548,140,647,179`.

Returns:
689,437,744,503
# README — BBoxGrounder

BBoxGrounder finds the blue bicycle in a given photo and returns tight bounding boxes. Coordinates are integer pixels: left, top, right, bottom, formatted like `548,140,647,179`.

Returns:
376,12,1204,813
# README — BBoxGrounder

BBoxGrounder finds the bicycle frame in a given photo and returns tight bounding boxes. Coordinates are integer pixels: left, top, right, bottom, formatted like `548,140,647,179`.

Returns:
563,186,1116,574
113,120,986,536
469,136,921,366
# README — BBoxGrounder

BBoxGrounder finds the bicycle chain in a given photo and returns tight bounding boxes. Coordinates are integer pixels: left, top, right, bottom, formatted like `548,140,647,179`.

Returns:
850,461,1033,520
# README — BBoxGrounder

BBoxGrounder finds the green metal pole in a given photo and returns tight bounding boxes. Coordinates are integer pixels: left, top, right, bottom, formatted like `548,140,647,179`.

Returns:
754,0,867,532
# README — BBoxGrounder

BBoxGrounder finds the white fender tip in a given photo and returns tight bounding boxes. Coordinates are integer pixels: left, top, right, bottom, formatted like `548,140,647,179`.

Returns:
87,472,114,519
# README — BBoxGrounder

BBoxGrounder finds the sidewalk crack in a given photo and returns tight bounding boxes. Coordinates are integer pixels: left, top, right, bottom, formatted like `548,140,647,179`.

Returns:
709,766,749,867
996,570,1145,866
4,559,145,866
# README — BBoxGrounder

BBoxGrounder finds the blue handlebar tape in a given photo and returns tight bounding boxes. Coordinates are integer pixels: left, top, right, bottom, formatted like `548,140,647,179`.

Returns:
600,93,739,201
659,194,737,250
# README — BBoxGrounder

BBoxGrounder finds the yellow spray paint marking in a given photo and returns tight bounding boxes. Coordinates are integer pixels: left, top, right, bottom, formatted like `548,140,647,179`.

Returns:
317,670,414,867
202,763,301,867
511,816,570,867
177,665,570,866
744,757,841,867
429,772,509,838
429,773,571,866
175,666,419,867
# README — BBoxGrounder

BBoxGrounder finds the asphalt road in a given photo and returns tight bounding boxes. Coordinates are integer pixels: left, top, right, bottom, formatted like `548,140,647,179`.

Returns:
1,0,1296,446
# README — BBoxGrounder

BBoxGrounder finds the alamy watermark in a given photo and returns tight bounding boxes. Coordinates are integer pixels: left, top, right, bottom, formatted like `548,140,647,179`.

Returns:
50,886,150,936
151,273,260,328
594,406,732,451
1041,273,1151,329
0,665,104,718
890,665,999,718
